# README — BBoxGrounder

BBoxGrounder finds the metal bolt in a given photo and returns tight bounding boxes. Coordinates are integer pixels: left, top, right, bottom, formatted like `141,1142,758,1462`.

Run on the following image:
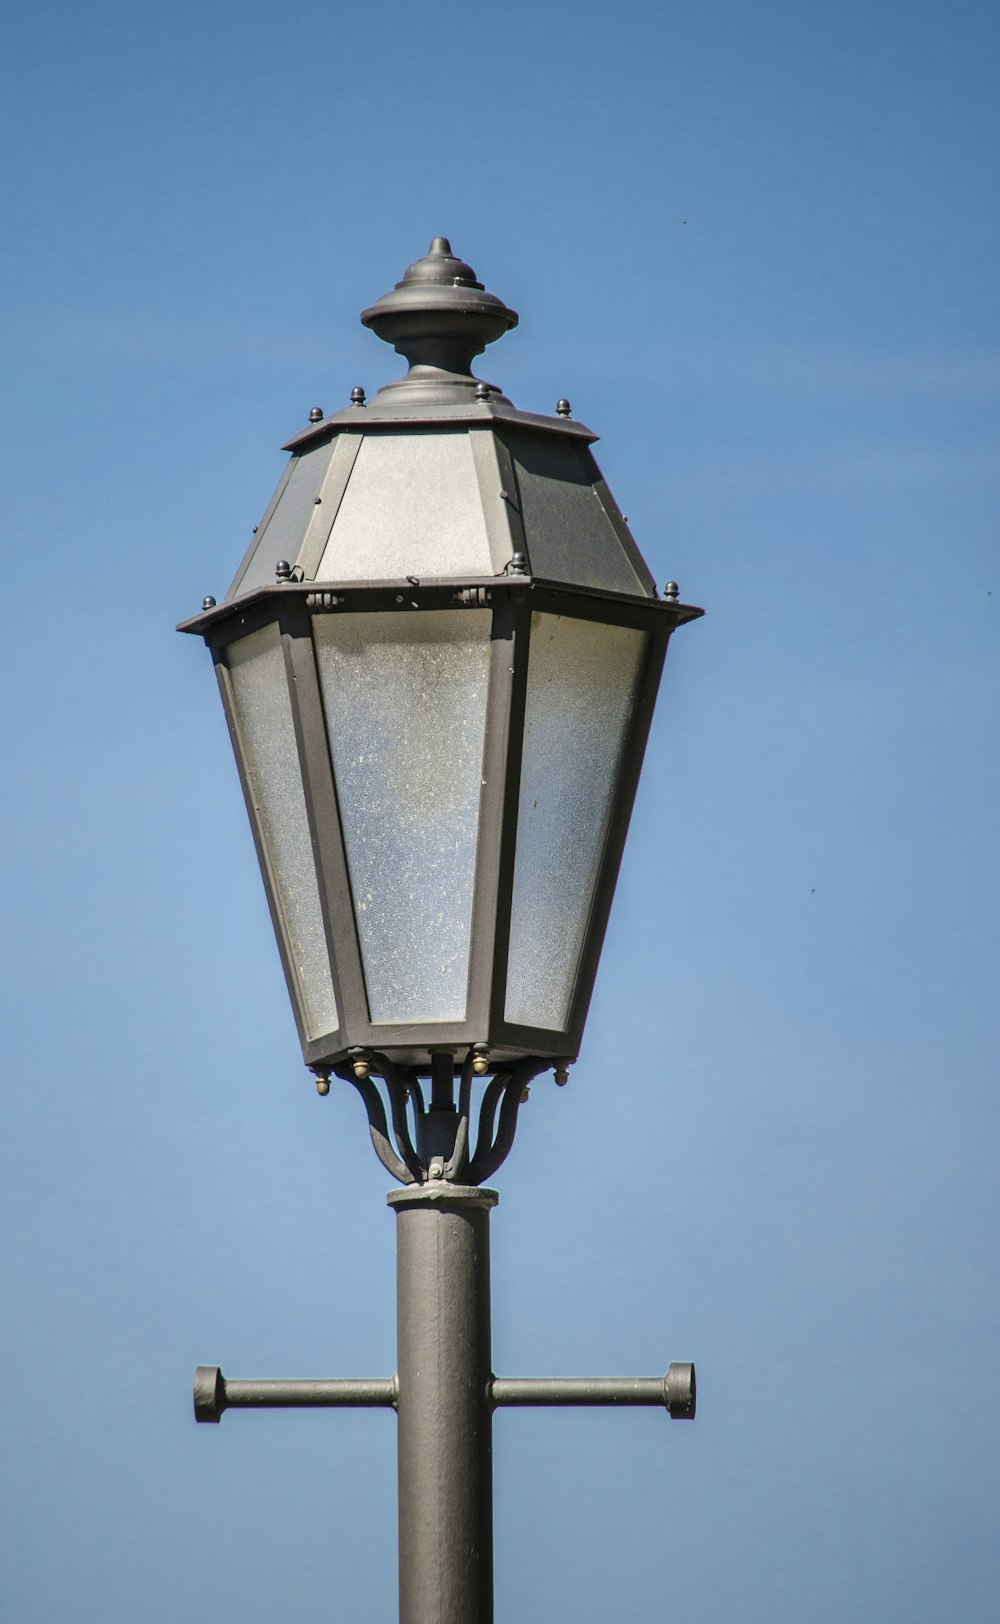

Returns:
556,398,571,417
202,595,217,611
475,382,490,401
472,1046,490,1076
664,581,680,602
275,560,292,582
308,406,324,423
351,386,366,407
553,1064,570,1087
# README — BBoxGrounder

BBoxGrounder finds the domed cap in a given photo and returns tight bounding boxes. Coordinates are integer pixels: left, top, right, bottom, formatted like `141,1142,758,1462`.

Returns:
361,237,518,405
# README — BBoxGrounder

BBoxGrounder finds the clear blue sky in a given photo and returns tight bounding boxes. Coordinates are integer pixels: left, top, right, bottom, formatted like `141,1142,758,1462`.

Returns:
2,2,998,1619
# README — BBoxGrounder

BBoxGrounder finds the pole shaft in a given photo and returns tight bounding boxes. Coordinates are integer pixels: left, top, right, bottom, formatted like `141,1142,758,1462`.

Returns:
389,1183,498,1624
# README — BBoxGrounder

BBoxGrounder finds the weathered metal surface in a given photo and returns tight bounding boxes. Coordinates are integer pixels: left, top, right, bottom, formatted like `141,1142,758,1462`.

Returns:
492,1364,696,1419
193,1368,396,1423
390,1183,498,1624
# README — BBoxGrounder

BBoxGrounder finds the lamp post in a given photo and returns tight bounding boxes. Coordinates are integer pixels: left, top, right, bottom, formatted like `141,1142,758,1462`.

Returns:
180,237,702,1624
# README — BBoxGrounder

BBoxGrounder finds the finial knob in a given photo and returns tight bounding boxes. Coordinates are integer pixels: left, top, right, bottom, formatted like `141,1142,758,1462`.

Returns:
360,239,518,403
308,406,324,423
350,386,366,406
664,581,680,602
275,560,292,582
556,398,572,417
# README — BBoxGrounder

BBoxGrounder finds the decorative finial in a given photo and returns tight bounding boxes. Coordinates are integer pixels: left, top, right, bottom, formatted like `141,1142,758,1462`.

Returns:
360,239,518,405
202,595,217,611
556,398,572,417
350,386,366,407
275,560,292,582
474,381,491,402
308,406,324,423
664,581,680,602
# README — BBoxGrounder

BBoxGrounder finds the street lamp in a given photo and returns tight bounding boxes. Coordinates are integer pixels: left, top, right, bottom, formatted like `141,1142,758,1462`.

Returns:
181,237,702,1624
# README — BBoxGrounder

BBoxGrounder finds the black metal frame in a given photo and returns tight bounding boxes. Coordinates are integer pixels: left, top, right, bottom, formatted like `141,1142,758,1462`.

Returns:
331,1048,555,1187
181,575,701,1072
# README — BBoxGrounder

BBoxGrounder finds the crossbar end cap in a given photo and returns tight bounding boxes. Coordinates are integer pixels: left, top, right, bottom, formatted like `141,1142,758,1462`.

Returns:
194,1364,226,1423
665,1362,696,1419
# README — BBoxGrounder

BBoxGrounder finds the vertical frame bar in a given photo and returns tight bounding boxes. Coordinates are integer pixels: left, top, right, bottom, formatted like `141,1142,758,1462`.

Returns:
483,592,534,1036
562,625,672,1055
296,432,365,581
469,429,524,574
281,604,371,1054
212,635,314,1057
463,593,519,1044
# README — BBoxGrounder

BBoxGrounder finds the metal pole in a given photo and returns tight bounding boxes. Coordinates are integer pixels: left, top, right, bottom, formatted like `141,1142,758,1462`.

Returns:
389,1182,498,1624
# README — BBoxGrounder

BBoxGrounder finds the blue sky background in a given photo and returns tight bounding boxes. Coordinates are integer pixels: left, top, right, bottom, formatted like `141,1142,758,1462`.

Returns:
2,1,998,1619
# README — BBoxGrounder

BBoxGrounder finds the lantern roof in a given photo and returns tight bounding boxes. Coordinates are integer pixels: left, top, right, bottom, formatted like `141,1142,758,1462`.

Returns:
220,240,662,605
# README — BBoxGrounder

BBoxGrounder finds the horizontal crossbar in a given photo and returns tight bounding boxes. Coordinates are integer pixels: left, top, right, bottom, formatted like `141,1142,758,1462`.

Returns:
194,1363,695,1423
492,1370,695,1416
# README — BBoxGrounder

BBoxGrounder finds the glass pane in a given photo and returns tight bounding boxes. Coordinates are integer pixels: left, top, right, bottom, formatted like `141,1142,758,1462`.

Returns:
230,440,334,598
316,432,494,581
508,433,646,595
226,624,339,1040
313,610,491,1024
505,613,649,1031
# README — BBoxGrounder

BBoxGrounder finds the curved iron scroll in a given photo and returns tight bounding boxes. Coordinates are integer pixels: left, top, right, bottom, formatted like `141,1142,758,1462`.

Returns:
335,1049,565,1186
332,1063,418,1185
466,1058,552,1184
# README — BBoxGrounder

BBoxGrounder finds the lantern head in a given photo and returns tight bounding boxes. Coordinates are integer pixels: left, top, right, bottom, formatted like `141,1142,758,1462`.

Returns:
179,239,701,1073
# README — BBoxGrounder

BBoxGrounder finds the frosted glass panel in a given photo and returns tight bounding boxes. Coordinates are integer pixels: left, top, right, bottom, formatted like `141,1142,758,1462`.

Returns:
313,611,491,1023
505,614,649,1030
226,625,338,1040
316,432,493,581
509,434,646,595
230,440,334,597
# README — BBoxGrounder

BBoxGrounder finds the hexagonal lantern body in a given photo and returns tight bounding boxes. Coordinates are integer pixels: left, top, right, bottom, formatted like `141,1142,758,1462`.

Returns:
180,240,701,1073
